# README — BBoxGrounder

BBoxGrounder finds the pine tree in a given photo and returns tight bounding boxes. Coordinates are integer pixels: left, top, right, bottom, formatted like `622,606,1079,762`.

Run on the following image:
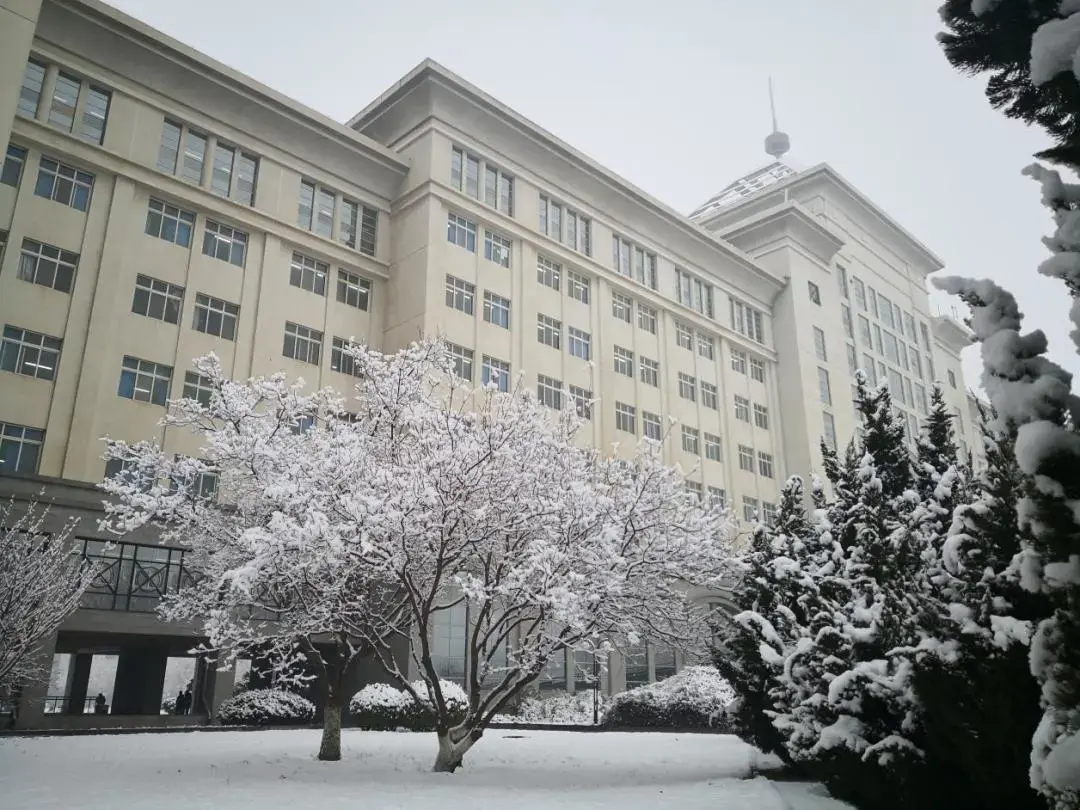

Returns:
939,0,1080,172
914,385,960,503
714,476,818,763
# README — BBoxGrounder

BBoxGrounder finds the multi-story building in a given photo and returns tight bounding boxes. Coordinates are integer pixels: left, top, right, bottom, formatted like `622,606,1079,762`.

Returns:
0,0,975,728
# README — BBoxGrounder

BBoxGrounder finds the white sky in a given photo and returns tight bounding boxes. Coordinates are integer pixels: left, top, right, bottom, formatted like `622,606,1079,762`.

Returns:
104,0,1079,389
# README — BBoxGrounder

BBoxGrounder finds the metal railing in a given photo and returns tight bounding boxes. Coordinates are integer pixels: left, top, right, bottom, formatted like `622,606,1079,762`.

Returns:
79,538,195,612
42,695,99,714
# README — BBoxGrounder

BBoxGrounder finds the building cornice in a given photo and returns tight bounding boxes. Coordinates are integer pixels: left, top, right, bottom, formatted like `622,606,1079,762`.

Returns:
349,59,785,301
56,0,409,177
932,314,973,355
698,163,945,278
715,202,845,269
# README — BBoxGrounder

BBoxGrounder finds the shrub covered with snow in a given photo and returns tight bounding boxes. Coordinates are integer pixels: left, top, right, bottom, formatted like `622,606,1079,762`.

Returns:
348,680,467,731
601,666,734,729
493,691,609,725
216,688,315,727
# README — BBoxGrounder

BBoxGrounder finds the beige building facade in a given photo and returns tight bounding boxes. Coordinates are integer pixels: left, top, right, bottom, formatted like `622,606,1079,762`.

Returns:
0,0,976,727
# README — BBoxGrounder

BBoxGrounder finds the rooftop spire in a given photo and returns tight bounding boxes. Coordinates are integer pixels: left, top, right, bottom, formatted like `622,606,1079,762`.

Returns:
764,77,791,160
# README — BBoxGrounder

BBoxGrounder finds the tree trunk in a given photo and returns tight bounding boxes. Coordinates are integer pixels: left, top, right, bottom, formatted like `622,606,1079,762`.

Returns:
318,687,342,762
432,726,480,773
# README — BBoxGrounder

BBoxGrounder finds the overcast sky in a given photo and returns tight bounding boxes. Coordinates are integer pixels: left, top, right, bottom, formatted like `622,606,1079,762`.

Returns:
106,0,1077,389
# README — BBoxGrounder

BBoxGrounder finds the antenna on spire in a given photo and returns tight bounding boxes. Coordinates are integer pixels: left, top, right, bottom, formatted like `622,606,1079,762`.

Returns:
764,77,791,160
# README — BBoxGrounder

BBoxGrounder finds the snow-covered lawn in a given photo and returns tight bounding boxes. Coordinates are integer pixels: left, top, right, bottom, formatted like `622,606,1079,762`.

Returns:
0,729,850,810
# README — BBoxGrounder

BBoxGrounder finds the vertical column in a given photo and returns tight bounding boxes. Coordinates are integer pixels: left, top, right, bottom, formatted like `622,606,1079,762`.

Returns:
0,0,42,159
64,651,92,714
12,632,56,729
110,648,168,715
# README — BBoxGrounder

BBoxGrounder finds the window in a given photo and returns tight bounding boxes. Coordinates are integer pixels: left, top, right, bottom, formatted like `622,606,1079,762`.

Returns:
235,153,259,208
282,322,323,365
192,293,239,340
81,84,112,144
157,119,182,173
738,446,755,473
131,274,184,324
615,402,636,434
681,426,700,455
179,130,207,184
869,287,879,319
734,395,750,422
750,358,765,383
808,281,821,305
612,237,658,289
569,385,592,419
708,487,727,509
920,322,932,351
48,73,80,132
731,299,765,343
758,452,774,478
297,179,315,228
18,60,46,118
540,195,591,254
904,312,917,342
742,497,759,522
853,277,866,310
818,367,832,405
873,324,884,355
568,327,591,360
904,376,915,408
640,410,661,440
701,381,719,410
537,314,561,349
823,411,837,450
612,292,633,323
701,433,721,462
445,275,475,315
145,199,195,248
914,383,928,415
613,346,634,377
290,253,328,296
761,502,778,526
842,343,856,375
0,423,43,474
338,199,359,249
447,213,477,252
336,270,371,311
2,144,26,187
731,350,747,374
483,291,510,329
454,147,513,214
675,323,693,350
537,375,563,409
910,347,923,379
537,255,561,290
568,270,590,304
676,268,714,317
889,369,906,405
481,356,510,392
313,186,335,238
204,143,258,205
697,333,715,360
884,332,901,365
18,239,78,293
637,304,657,333
182,371,214,407
484,230,512,268
754,403,770,429
677,373,697,402
837,266,849,299
863,353,878,385
201,220,247,267
858,315,873,347
684,481,704,501
117,356,173,405
1,326,62,381
842,304,854,339
948,369,957,388
879,294,896,329
640,356,660,387
210,143,234,196
813,327,827,362
448,343,474,381
331,337,362,377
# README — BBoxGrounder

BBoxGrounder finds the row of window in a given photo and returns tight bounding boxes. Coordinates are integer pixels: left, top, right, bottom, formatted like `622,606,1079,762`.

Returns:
157,118,258,207
297,179,378,256
18,58,111,145
446,145,766,341
3,146,95,213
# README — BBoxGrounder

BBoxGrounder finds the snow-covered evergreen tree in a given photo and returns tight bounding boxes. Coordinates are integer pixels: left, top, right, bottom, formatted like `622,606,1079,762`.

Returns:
915,385,961,503
714,476,817,762
934,274,1080,807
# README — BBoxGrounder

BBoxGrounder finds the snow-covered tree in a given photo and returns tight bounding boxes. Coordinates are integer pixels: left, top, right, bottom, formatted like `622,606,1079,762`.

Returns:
933,274,1080,807
332,342,736,772
0,497,97,700
714,476,817,762
915,385,960,503
101,353,391,762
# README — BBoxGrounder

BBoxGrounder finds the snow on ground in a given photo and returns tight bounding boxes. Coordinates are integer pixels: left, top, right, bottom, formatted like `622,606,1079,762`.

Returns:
0,729,853,810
